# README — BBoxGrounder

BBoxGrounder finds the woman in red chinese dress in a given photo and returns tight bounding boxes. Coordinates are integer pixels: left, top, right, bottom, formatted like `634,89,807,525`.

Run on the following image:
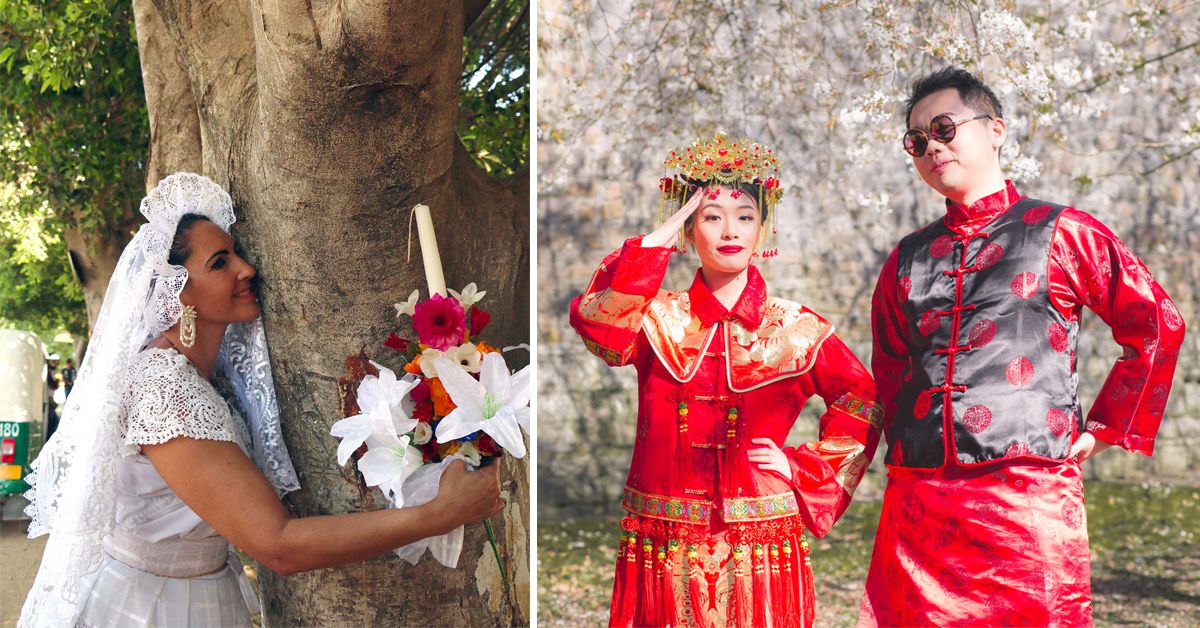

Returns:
570,135,883,628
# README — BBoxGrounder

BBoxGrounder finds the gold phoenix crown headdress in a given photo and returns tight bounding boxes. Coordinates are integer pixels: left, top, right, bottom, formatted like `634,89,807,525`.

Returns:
659,133,785,256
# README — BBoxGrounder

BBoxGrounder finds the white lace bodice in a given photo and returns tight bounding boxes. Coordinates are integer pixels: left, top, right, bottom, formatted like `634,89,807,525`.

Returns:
120,348,251,455
19,175,295,628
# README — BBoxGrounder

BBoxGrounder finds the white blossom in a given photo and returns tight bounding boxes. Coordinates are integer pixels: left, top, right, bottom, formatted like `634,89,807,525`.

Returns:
1064,11,1097,41
1006,155,1043,182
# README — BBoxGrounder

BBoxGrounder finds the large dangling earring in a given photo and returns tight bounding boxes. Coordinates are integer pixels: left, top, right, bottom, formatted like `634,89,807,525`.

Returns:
179,305,197,348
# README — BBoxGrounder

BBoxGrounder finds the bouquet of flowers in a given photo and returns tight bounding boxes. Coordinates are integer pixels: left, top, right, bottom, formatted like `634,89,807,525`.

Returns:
330,282,529,570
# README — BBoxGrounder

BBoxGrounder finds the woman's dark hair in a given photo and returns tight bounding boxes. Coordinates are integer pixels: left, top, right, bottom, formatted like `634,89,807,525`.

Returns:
904,66,1004,127
167,213,210,265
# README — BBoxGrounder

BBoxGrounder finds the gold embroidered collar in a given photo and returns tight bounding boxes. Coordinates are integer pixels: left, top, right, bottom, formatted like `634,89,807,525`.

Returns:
641,266,833,391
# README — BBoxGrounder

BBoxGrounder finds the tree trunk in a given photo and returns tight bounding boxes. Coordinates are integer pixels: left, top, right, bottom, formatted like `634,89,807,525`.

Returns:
132,0,530,624
133,0,203,187
63,227,129,332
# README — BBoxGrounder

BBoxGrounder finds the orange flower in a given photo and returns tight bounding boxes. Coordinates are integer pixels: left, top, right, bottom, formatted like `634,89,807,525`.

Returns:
476,341,502,354
429,377,458,416
403,354,423,375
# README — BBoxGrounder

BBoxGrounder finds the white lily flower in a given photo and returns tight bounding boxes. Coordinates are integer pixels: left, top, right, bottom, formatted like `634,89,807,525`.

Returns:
412,422,433,445
448,282,486,308
394,289,420,318
329,366,420,464
358,434,425,507
433,352,531,458
418,347,447,378
448,342,483,373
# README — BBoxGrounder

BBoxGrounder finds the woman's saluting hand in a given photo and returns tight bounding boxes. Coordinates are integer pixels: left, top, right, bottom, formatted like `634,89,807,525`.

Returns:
641,188,705,249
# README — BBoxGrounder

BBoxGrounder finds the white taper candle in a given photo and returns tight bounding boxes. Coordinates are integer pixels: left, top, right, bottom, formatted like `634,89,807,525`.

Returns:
412,204,447,297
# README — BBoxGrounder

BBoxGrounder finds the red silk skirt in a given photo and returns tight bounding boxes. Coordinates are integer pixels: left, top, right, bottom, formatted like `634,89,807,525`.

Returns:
858,459,1091,626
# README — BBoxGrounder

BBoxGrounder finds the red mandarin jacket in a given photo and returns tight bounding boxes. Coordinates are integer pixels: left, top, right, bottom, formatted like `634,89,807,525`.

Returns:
872,182,1185,463
570,237,883,537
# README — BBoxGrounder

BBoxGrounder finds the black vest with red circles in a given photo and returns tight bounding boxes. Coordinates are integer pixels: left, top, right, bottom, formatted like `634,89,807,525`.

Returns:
889,197,1080,469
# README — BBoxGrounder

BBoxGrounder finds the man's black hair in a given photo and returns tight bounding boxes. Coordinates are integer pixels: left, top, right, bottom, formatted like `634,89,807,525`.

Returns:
904,67,1004,127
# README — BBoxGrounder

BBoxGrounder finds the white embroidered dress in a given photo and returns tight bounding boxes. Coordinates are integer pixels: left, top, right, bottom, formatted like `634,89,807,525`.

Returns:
76,347,258,627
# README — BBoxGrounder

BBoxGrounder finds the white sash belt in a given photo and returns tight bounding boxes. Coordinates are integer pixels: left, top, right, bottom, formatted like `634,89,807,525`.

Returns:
103,527,229,578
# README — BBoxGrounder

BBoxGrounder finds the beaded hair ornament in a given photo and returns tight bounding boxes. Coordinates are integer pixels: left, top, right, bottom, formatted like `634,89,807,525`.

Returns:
659,133,785,256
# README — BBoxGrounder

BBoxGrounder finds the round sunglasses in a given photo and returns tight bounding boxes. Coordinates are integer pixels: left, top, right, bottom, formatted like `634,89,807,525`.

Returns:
903,113,993,157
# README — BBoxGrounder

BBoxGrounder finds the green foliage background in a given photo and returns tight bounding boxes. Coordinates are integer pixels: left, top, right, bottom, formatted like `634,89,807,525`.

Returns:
460,0,530,181
0,0,147,351
0,0,530,351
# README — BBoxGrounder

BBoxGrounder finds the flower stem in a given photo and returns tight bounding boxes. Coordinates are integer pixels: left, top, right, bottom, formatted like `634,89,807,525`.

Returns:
483,519,512,610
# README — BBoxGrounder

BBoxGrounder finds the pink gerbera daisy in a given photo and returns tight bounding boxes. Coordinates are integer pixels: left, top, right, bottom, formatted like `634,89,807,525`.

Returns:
412,293,466,351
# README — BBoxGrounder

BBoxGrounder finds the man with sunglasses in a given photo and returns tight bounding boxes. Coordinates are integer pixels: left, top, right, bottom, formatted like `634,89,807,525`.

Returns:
858,67,1185,626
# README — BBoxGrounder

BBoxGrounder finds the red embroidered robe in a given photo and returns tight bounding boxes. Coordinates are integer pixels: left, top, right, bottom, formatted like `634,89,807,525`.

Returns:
860,182,1185,626
570,237,882,628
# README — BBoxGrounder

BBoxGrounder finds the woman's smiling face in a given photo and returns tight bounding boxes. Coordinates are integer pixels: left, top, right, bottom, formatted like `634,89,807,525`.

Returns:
177,219,260,325
686,186,760,275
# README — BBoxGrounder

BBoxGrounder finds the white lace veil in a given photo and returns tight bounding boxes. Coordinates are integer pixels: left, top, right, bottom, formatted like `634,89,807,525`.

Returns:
19,173,300,627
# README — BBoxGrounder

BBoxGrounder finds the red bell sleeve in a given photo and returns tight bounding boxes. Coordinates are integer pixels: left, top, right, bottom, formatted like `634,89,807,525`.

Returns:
783,333,883,537
569,236,673,366
1048,209,1186,455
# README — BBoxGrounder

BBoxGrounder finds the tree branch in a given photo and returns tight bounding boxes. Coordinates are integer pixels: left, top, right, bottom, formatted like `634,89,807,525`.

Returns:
132,0,203,189
149,0,256,179
1082,38,1200,94
464,0,492,33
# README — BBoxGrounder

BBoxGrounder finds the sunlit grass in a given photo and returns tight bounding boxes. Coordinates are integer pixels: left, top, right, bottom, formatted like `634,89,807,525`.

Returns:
538,482,1200,626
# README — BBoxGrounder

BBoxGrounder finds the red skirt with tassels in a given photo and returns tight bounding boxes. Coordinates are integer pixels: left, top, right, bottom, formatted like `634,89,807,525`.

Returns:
609,514,815,628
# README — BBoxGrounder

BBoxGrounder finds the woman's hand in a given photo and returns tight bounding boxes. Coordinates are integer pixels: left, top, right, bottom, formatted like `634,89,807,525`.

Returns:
1068,432,1113,462
146,440,505,575
748,437,791,479
641,187,705,249
436,460,504,527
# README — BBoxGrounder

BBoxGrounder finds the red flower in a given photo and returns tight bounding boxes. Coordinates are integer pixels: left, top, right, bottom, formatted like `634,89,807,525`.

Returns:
468,307,491,336
412,293,466,351
420,439,439,462
384,333,408,353
476,434,502,457
410,379,431,404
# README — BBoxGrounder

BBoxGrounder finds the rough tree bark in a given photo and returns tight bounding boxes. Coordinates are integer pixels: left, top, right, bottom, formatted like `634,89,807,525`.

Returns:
62,227,127,332
131,0,530,624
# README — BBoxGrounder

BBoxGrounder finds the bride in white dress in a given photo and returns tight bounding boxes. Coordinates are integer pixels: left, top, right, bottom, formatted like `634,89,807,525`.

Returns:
19,173,502,627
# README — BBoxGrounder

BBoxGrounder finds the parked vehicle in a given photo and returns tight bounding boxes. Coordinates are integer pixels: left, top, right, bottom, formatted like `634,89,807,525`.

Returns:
1,329,51,508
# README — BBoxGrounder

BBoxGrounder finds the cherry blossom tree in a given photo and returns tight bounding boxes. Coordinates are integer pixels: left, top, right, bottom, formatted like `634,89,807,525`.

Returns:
538,0,1199,509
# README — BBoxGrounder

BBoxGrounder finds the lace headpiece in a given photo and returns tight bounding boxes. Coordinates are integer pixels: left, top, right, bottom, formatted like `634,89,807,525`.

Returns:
659,133,786,256
20,173,299,626
138,173,236,334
